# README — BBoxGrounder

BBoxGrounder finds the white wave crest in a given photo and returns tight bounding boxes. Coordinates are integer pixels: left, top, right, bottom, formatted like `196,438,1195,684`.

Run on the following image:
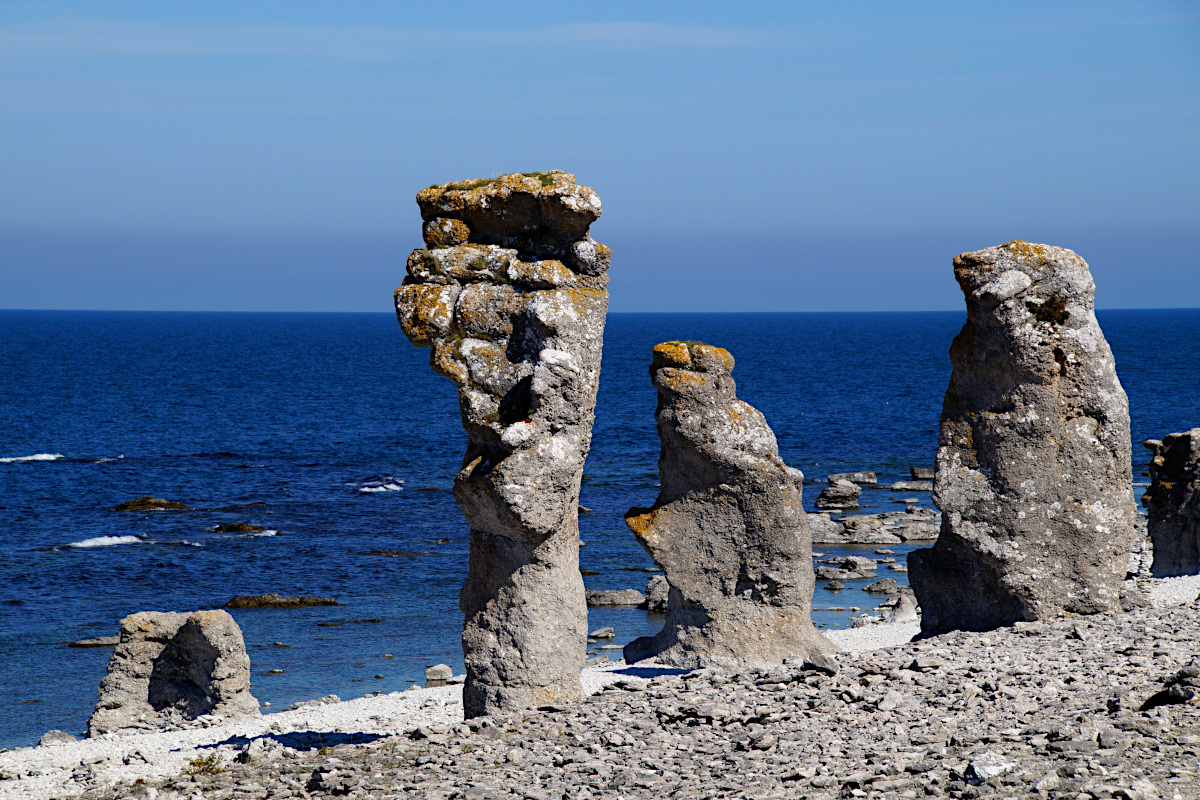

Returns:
246,530,280,537
360,484,404,493
0,453,64,464
68,535,141,548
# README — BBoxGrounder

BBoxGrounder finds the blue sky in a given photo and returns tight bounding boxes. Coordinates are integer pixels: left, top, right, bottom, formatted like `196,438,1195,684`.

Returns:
1,1,1197,311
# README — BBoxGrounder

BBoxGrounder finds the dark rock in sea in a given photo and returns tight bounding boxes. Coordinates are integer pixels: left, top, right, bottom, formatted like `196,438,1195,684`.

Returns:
910,467,935,480
1142,430,1200,577
863,578,903,595
585,589,646,607
364,550,430,557
68,636,119,648
823,580,845,591
226,593,342,609
115,496,191,512
909,241,1137,636
623,341,833,668
211,523,266,533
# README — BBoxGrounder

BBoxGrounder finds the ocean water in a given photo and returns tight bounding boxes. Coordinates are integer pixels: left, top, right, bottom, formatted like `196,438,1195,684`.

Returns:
1,308,1197,749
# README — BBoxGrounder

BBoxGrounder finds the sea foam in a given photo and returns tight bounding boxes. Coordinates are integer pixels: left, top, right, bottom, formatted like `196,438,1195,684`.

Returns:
68,535,142,548
0,453,64,464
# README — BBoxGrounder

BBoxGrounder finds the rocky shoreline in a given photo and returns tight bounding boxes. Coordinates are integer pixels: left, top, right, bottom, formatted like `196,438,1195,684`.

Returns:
5,576,1198,800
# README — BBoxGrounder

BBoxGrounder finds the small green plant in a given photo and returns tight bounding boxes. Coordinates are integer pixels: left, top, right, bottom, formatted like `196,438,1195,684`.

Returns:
184,753,223,775
317,745,332,756
1026,294,1070,324
519,171,557,187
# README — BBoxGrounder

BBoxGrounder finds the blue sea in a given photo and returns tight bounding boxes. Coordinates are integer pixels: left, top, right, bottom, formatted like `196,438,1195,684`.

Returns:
1,309,1197,749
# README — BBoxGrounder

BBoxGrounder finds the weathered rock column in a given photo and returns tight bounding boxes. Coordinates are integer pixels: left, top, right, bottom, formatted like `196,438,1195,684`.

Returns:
1143,430,1200,577
909,241,1137,635
395,172,609,716
88,610,258,736
623,341,834,668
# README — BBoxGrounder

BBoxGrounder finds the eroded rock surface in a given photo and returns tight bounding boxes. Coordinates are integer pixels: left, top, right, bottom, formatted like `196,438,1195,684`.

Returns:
88,610,258,736
909,241,1137,635
395,171,608,717
624,341,833,668
1143,430,1200,577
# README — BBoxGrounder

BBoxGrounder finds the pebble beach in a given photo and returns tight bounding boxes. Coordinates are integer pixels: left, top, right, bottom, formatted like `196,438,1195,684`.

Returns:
5,576,1199,800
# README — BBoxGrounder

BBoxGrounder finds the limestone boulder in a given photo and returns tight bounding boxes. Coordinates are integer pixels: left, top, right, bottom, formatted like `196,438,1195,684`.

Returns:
909,241,1137,635
814,479,861,510
623,341,834,668
1142,430,1200,577
88,610,258,737
396,171,609,717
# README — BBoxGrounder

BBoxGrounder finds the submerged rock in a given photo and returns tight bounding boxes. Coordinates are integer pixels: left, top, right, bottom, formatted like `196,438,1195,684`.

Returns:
623,341,834,668
225,593,341,609
396,171,609,717
88,609,259,736
828,471,877,485
115,496,191,512
68,636,120,648
210,523,266,533
1143,431,1200,577
909,241,1137,635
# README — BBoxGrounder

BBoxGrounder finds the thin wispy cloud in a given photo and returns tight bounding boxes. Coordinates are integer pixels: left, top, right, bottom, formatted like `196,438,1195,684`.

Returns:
0,19,774,61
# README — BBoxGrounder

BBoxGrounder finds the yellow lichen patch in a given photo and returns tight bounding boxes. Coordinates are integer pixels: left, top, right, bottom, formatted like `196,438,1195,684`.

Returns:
422,217,471,248
624,508,662,543
396,284,457,346
417,171,576,206
653,341,692,369
658,368,710,395
690,343,734,374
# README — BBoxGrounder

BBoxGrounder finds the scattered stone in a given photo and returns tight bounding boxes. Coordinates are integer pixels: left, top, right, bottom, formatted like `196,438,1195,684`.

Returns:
910,467,935,480
88,609,259,736
114,496,191,512
585,589,646,607
397,171,609,717
806,512,845,543
828,471,877,485
823,580,844,591
890,480,933,491
641,575,669,612
910,241,1138,635
624,341,833,667
966,751,1015,784
225,593,341,609
37,730,76,747
589,627,615,639
68,636,119,648
424,664,454,687
814,478,862,510
1142,430,1200,576
882,594,919,623
862,578,903,594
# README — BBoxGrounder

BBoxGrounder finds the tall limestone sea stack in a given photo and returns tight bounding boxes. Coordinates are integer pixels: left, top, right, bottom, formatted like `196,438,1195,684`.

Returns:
1143,430,1200,577
909,241,1137,635
623,341,834,668
395,172,609,717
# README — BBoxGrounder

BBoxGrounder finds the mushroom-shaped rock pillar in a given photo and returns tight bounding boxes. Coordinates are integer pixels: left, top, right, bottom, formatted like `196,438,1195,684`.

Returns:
395,172,609,717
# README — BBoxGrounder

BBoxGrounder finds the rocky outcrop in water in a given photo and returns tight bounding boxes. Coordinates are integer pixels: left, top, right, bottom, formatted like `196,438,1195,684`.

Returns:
88,610,258,736
1143,430,1200,577
395,171,608,717
814,478,861,510
909,241,1137,635
623,341,833,668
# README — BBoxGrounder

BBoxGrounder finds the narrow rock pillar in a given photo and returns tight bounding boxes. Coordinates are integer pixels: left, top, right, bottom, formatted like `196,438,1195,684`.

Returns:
909,241,1137,635
623,341,835,668
395,172,609,716
1143,430,1200,577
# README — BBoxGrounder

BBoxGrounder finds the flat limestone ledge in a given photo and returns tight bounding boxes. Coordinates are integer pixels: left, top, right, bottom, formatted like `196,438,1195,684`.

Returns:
5,574,1199,800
